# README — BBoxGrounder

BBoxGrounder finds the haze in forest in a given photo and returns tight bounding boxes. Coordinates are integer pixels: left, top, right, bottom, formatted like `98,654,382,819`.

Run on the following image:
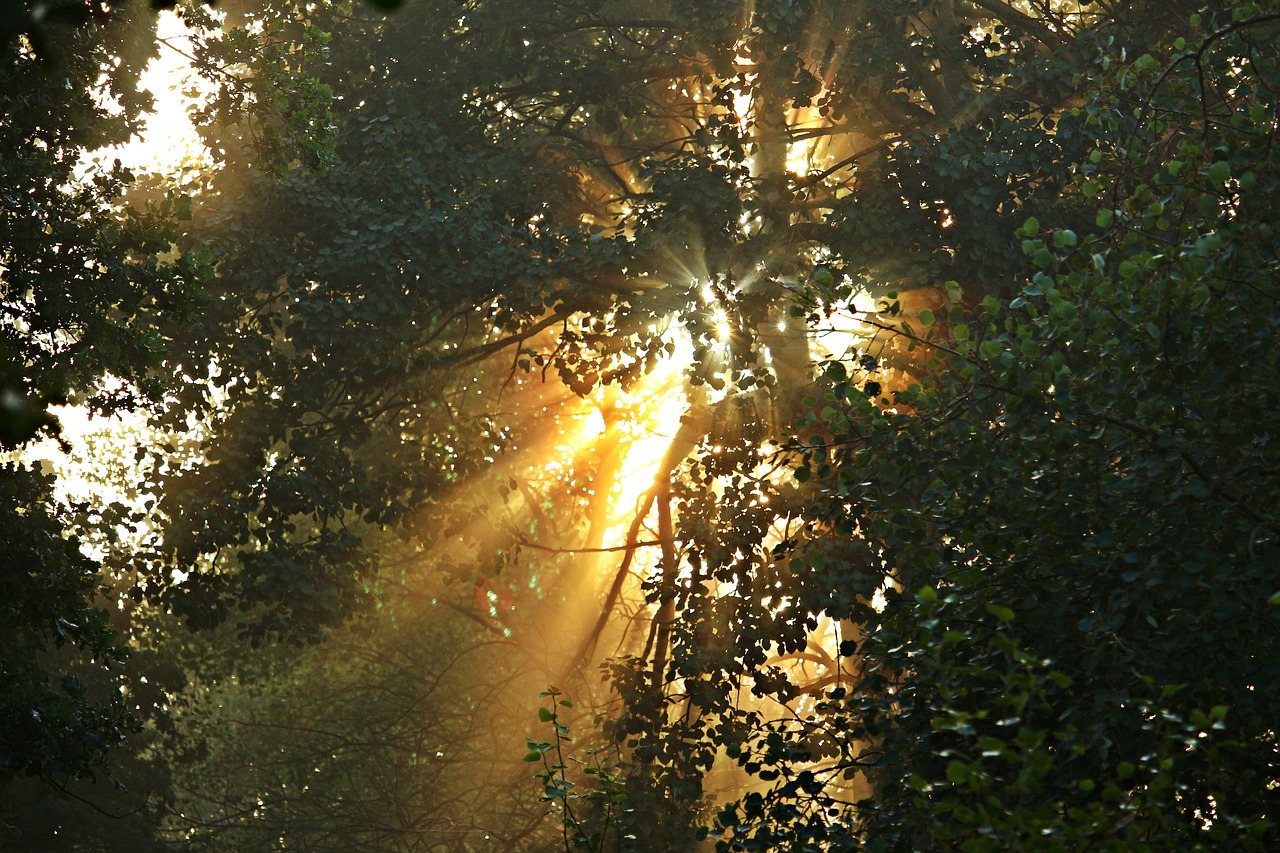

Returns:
3,2,1279,851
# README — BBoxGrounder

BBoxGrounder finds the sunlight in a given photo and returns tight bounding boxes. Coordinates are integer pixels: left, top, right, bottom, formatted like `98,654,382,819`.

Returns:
107,10,210,176
583,332,691,550
534,354,687,534
785,105,826,176
812,289,881,361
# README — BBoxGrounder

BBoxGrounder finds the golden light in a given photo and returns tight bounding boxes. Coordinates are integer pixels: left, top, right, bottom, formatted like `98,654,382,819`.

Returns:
785,105,827,176
582,330,692,551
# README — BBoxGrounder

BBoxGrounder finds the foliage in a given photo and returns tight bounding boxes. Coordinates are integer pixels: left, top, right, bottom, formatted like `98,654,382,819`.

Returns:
0,1,205,445
0,464,132,780
0,0,409,52
528,689,634,853
8,0,1280,849
413,2,1280,851
655,5,1280,850
162,596,558,851
144,0,636,643
0,6,212,848
141,0,1280,849
0,2,205,824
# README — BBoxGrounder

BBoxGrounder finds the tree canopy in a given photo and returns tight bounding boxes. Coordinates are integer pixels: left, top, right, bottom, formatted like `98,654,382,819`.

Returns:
3,0,1279,850
0,0,205,796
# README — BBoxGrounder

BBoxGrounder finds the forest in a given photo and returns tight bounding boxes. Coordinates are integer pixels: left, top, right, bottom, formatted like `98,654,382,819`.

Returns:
2,0,1279,850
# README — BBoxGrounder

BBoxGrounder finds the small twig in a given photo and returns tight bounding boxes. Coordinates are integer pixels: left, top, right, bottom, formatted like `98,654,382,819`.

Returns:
513,537,661,555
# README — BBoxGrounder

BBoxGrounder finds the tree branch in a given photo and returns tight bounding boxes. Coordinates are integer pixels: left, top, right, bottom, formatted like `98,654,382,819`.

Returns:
967,0,1070,49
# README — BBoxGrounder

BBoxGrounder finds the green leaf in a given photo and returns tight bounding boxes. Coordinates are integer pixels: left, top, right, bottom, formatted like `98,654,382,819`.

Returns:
1134,53,1159,73
1026,750,1052,773
986,604,1016,622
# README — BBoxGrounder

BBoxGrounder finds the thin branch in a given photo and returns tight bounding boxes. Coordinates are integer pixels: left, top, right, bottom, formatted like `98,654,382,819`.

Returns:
43,777,152,820
650,480,677,682
442,309,571,370
796,137,897,188
513,537,662,555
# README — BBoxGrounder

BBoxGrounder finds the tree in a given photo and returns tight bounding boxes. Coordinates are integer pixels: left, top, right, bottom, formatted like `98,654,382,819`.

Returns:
161,578,567,851
493,1,1276,849
36,0,1274,849
145,0,628,643
598,4,1280,850
144,0,1086,649
0,5,213,847
825,10,1280,847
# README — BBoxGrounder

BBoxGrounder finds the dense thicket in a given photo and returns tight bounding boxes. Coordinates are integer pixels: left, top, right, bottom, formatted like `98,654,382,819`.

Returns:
0,0,204,805
3,0,1278,850
693,8,1280,848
